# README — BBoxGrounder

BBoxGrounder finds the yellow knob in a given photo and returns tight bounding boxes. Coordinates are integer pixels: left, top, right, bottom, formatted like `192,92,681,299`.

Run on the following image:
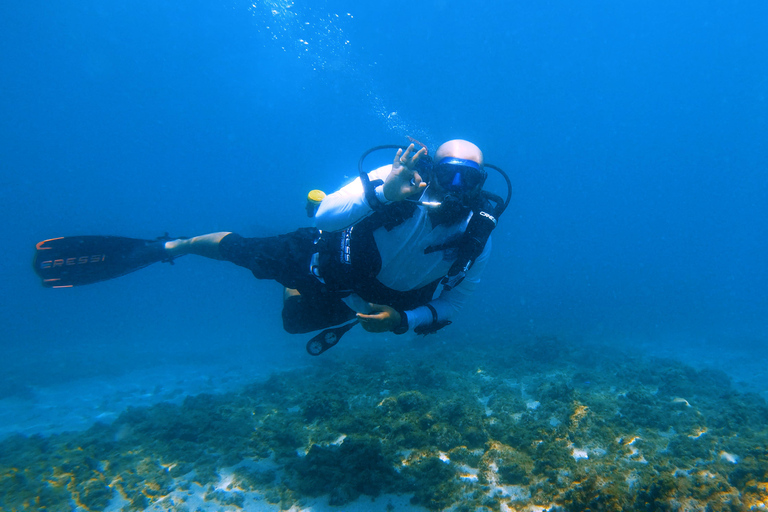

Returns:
307,189,326,205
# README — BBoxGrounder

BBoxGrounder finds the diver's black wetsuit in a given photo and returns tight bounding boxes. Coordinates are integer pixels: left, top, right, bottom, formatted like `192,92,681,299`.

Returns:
218,163,491,335
219,228,439,334
219,229,353,333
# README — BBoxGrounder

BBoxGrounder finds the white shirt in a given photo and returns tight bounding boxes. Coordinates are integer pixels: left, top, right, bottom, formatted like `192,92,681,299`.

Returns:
314,165,491,332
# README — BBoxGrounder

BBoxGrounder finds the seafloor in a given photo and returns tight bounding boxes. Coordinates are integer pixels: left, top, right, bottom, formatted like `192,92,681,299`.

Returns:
2,335,768,512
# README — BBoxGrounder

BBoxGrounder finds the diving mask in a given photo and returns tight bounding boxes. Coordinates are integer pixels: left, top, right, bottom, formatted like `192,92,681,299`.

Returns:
434,157,487,192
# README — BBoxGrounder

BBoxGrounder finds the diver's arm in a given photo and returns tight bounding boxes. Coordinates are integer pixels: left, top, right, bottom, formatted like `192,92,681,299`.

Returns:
314,167,387,232
315,145,427,232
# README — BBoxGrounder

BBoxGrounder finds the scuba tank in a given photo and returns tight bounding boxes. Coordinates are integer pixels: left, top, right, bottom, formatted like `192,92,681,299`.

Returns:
305,189,326,217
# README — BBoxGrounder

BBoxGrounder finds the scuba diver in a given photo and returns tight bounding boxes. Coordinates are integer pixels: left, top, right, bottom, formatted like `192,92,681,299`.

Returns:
33,139,511,355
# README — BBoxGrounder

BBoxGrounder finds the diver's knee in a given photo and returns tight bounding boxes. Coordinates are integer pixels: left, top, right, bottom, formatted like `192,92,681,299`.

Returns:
282,295,309,334
282,321,305,335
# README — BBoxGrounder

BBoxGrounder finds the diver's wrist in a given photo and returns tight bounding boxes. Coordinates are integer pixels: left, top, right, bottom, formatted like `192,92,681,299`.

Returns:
392,309,409,335
375,184,392,205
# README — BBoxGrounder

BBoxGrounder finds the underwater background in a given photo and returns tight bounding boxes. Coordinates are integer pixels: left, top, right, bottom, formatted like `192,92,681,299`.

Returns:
1,0,768,510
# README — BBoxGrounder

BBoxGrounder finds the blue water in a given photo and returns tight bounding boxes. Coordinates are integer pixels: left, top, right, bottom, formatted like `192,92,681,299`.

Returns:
1,0,767,427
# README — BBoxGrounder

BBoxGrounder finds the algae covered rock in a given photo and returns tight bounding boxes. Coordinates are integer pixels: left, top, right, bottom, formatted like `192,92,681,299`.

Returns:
286,435,400,505
1,338,767,512
403,456,461,510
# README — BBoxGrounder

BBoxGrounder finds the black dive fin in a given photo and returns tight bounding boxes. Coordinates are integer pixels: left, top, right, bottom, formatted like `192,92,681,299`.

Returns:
306,320,359,356
33,235,175,288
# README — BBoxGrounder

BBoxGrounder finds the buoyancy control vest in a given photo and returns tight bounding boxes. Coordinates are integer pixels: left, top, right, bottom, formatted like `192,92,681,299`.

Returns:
315,197,426,302
354,144,511,292
313,143,512,325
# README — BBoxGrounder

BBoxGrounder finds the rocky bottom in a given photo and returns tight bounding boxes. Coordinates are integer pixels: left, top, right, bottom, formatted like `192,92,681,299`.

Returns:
1,336,768,512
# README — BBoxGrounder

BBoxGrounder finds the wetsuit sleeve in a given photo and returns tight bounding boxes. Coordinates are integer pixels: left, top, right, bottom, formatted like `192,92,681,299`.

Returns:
405,236,492,332
314,165,392,232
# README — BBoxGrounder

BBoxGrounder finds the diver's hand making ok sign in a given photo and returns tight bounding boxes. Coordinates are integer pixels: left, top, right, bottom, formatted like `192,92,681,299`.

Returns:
383,143,428,202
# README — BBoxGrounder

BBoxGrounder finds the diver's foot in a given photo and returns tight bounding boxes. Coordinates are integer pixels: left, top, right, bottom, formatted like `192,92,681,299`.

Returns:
283,287,301,302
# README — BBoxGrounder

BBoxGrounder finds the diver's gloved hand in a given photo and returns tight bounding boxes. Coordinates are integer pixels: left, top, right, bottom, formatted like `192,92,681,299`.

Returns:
383,143,428,202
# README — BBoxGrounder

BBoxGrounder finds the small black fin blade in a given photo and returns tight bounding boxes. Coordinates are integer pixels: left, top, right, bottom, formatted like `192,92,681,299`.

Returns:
306,320,359,356
33,235,169,288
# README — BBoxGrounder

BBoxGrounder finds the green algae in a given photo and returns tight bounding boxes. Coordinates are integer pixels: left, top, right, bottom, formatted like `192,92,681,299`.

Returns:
403,456,460,510
1,337,768,511
287,436,399,505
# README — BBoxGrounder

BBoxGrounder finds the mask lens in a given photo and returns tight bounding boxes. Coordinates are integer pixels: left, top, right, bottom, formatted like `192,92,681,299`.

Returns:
436,163,485,192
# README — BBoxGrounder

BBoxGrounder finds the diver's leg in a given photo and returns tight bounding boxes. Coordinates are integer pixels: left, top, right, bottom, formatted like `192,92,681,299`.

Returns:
164,232,231,260
281,288,356,334
169,229,318,287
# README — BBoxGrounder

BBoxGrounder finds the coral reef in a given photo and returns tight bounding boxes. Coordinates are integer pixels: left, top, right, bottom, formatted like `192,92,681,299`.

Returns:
1,337,767,511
